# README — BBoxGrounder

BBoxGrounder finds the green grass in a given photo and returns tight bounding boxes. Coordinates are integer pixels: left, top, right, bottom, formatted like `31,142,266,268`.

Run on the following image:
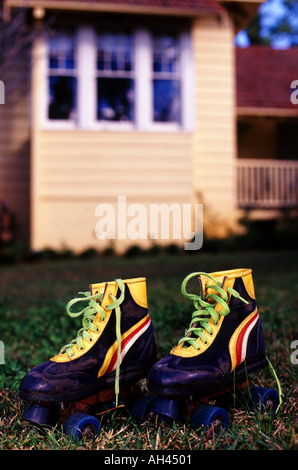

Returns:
0,249,297,450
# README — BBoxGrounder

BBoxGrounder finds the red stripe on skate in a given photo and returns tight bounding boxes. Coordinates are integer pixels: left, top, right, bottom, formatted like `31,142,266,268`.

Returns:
106,315,151,374
235,310,259,367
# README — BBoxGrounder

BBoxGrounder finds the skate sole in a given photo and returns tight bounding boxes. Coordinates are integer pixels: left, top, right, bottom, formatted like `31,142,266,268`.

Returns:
148,355,268,397
20,364,150,403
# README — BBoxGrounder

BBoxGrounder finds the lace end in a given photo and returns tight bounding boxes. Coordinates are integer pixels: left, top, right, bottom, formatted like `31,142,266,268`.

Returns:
266,356,283,414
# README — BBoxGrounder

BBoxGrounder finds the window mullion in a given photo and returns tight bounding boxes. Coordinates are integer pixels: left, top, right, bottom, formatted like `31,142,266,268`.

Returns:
77,26,97,128
180,32,194,131
134,29,152,130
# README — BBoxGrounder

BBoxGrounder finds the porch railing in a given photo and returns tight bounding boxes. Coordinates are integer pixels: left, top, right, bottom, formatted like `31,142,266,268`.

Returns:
237,159,298,209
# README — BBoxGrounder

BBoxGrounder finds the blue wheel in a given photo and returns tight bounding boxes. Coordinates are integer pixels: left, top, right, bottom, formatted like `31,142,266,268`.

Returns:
130,396,154,424
247,387,279,414
191,404,229,432
63,412,101,440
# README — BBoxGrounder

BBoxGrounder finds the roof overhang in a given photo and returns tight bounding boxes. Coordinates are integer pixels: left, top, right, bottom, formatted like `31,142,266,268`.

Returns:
218,0,263,31
238,107,298,118
4,0,223,18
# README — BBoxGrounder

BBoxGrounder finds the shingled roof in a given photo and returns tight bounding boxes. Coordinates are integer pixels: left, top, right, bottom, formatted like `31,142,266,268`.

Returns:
236,46,298,112
6,0,223,17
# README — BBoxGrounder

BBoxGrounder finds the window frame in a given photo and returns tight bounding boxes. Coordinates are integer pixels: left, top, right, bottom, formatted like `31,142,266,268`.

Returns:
40,30,77,129
40,26,194,132
96,30,135,125
152,33,181,124
47,31,77,121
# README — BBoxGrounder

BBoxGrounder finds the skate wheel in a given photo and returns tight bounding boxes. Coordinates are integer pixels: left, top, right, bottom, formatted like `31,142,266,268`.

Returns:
63,412,101,440
191,405,229,432
247,387,279,414
130,396,154,424
22,403,51,427
151,397,179,425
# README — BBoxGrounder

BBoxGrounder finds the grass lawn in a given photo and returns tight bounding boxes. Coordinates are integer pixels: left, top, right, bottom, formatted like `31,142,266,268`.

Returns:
0,249,297,450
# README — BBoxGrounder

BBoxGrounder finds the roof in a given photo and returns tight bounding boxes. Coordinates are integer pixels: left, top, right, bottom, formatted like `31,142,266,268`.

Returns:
6,0,223,17
236,46,298,113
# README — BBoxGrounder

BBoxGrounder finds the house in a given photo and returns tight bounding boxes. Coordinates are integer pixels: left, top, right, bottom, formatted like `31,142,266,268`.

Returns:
236,46,298,218
0,0,297,253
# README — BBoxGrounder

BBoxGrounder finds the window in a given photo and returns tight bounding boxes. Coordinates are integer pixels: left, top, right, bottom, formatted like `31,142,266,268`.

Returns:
152,35,181,123
277,121,298,160
47,32,77,120
96,33,134,122
43,26,193,130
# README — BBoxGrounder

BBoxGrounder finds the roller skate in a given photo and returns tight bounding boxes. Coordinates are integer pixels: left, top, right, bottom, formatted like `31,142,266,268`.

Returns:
132,269,281,432
20,277,157,439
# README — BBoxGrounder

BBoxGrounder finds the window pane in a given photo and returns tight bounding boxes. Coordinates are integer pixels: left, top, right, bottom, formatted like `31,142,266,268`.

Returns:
152,34,181,123
97,78,134,121
153,36,179,74
153,79,180,123
97,33,133,73
48,33,76,70
48,76,76,120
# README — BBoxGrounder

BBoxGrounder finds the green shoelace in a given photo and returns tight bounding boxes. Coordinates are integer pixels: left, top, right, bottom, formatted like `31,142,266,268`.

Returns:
179,271,249,349
61,279,125,405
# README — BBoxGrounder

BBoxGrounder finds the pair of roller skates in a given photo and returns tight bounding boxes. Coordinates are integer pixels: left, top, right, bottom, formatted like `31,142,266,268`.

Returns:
19,269,281,439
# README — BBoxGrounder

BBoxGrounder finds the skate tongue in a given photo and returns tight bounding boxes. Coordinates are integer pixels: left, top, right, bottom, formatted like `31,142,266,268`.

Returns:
198,274,226,303
181,274,224,342
89,282,106,297
89,281,121,307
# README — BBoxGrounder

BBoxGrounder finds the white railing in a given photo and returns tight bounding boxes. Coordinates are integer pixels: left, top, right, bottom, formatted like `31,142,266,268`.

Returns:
237,159,298,209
